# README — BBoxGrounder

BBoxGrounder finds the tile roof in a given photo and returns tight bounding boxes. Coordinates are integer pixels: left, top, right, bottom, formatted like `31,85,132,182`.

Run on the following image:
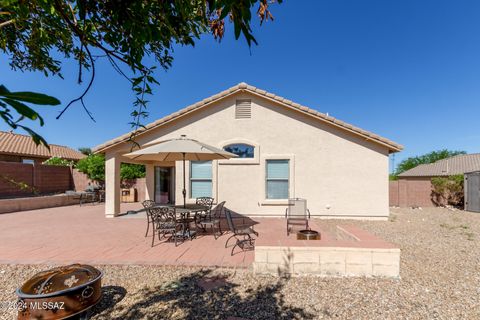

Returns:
0,131,86,161
398,153,480,177
93,82,403,153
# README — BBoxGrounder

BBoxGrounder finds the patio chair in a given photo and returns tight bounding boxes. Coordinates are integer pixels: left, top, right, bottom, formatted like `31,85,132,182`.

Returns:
153,206,186,247
224,209,258,256
195,196,214,214
285,198,311,236
194,196,214,224
198,201,226,239
142,200,157,237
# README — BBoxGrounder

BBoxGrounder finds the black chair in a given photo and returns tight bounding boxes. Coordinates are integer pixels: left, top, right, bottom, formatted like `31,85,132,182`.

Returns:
142,200,156,237
285,198,311,236
195,196,214,215
224,209,258,256
195,197,214,207
198,201,226,239
194,196,214,226
154,206,186,247
143,204,186,247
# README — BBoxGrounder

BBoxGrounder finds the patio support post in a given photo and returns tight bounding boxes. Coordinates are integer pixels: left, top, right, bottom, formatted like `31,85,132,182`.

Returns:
105,153,121,218
145,164,155,201
182,152,186,208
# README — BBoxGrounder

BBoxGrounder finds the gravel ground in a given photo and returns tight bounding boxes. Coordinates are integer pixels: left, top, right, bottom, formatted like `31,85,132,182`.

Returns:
1,207,479,319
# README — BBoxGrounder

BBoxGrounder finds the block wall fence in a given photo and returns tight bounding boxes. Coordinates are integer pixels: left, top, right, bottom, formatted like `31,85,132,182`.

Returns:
0,161,146,201
389,178,434,207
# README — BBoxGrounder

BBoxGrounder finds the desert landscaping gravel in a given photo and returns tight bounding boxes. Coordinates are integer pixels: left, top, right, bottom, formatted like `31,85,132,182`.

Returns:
1,207,479,319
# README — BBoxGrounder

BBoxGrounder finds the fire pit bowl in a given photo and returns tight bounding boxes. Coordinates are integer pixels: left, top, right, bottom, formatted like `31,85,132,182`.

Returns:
297,229,321,240
16,264,103,320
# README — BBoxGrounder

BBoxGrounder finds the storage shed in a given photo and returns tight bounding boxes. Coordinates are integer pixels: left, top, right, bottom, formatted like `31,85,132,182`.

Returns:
465,171,480,213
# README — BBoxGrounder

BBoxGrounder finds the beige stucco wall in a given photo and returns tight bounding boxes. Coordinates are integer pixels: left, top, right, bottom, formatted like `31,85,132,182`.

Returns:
105,92,390,218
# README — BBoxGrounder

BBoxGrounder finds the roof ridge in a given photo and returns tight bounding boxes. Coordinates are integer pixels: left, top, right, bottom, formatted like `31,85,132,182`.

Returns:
398,153,480,177
93,82,403,153
0,131,85,160
0,131,77,149
433,153,478,164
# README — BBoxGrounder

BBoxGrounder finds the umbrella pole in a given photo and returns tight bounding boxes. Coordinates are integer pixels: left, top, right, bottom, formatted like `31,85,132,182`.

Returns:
182,153,186,208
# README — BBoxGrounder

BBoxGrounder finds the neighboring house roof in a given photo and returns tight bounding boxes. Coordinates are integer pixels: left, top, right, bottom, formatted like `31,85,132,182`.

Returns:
93,82,403,153
0,131,86,161
398,153,480,177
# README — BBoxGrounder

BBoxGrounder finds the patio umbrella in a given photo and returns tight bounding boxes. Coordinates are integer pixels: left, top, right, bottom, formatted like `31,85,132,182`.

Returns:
123,135,237,207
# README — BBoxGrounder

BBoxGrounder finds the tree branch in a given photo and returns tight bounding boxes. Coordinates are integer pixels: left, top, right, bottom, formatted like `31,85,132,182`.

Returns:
0,19,14,28
106,54,133,83
56,46,96,121
54,0,146,74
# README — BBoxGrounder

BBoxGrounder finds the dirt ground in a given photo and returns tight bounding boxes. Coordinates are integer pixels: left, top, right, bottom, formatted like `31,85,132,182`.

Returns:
1,207,479,319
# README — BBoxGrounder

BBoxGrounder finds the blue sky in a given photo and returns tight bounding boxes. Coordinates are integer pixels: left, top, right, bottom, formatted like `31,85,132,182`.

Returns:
1,0,480,171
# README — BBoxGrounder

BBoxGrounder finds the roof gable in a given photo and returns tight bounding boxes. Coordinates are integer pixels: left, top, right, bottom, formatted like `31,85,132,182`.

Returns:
93,82,403,153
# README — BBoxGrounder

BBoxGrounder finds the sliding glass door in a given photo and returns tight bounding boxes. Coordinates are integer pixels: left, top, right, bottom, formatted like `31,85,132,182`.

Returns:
154,166,175,204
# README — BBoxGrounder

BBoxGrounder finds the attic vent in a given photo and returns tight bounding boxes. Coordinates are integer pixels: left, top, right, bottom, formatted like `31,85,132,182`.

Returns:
235,99,251,119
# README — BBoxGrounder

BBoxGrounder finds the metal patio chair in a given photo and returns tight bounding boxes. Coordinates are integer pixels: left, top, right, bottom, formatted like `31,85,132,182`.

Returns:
154,206,185,247
285,198,311,236
195,197,214,214
142,200,157,237
198,201,226,239
194,196,214,224
224,209,258,256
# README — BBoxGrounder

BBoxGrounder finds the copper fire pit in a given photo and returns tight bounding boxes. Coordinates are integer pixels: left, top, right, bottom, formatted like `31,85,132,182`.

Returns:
16,264,103,320
297,229,320,240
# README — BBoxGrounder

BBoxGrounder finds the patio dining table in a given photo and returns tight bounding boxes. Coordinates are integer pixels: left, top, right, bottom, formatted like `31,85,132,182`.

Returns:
155,204,209,240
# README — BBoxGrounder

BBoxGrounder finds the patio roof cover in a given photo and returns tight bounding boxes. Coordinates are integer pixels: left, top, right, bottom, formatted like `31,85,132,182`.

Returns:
123,135,237,207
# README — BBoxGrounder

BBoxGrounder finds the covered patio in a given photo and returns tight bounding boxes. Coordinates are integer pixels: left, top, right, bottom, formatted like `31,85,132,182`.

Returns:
101,135,238,218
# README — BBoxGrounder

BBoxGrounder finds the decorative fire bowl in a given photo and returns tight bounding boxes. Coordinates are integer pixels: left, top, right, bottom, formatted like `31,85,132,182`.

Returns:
297,229,321,240
16,264,103,320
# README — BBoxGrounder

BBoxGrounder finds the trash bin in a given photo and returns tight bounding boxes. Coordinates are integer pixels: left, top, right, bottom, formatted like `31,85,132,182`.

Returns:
121,188,137,202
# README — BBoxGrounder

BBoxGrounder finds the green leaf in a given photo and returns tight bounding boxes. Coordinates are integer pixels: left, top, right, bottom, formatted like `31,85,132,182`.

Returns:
1,98,44,125
0,85,11,94
17,125,49,149
131,76,144,87
77,0,86,20
1,91,61,105
234,22,241,39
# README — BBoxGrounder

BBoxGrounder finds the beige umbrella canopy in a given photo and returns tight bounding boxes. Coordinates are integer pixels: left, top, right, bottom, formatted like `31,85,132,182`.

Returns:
123,135,237,207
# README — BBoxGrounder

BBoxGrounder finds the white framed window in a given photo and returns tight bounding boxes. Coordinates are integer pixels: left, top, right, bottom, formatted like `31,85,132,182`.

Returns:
266,159,289,199
190,161,212,198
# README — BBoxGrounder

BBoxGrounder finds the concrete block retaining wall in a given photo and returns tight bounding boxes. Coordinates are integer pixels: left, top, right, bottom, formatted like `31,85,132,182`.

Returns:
253,246,400,278
0,194,80,214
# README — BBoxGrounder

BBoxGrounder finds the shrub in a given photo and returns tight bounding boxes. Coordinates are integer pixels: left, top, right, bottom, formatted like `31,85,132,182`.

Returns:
121,163,146,180
431,175,464,207
75,154,145,183
42,157,74,166
75,154,106,182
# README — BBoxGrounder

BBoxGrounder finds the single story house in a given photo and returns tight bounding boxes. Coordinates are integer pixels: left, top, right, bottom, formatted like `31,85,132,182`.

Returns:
391,153,480,207
94,83,402,219
0,131,85,164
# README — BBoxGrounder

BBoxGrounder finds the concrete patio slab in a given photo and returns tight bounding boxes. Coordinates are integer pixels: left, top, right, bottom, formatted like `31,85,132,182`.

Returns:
0,203,253,268
0,202,399,277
